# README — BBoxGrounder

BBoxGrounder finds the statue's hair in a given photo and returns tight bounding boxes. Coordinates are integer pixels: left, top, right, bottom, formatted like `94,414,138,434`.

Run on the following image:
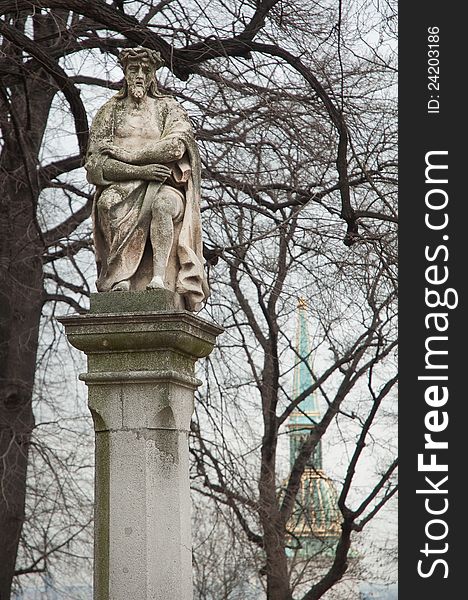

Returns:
119,47,165,71
116,47,166,99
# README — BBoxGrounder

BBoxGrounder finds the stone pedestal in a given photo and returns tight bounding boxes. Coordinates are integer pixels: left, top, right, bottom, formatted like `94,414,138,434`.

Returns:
59,290,222,600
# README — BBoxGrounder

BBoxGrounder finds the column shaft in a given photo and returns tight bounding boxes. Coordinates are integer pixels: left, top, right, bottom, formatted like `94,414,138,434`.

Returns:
59,290,222,600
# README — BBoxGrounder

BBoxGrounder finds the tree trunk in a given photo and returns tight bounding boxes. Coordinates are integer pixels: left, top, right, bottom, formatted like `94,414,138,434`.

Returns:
0,167,44,598
0,73,54,596
259,446,292,600
259,349,292,600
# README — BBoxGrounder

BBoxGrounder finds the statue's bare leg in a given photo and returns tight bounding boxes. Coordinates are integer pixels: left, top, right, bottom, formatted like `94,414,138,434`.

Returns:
147,185,184,290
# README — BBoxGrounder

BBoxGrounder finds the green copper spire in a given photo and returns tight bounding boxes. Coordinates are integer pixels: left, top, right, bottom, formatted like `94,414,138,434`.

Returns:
290,297,320,425
286,299,342,556
288,298,322,469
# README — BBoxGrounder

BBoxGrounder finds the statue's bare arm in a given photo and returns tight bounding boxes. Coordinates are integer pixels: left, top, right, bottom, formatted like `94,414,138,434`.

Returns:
100,138,186,166
101,158,171,182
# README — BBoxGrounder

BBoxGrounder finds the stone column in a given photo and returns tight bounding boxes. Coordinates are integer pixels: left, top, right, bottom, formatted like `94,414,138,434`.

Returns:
59,290,222,600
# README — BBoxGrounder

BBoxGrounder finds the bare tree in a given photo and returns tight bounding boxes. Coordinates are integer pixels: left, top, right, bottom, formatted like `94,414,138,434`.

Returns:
0,1,397,598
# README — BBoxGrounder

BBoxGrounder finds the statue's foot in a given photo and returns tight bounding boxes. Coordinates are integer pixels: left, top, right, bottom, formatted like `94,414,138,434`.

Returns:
147,276,165,290
112,280,130,292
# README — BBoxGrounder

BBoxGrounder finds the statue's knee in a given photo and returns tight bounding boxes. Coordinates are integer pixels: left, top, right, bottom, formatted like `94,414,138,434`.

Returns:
152,193,173,217
152,188,184,221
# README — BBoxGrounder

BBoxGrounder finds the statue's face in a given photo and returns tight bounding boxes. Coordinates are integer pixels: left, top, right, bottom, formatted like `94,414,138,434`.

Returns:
125,59,153,100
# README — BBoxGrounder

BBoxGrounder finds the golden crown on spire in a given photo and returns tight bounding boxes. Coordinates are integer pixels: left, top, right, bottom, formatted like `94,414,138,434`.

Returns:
297,297,308,310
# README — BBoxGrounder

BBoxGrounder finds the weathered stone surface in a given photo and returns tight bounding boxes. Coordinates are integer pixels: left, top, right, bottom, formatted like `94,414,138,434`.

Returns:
59,305,222,600
90,288,178,313
85,47,209,312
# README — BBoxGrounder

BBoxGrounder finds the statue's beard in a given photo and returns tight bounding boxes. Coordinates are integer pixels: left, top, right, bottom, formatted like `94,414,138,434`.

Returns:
129,82,146,100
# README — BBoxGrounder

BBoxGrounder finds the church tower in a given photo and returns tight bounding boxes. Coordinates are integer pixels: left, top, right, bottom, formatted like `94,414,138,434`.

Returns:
286,298,341,557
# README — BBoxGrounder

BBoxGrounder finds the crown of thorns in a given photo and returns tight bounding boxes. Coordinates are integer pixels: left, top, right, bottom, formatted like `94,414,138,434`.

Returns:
119,47,165,71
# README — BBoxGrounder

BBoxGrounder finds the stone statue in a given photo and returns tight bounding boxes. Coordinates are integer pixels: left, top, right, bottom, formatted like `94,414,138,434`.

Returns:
85,47,209,312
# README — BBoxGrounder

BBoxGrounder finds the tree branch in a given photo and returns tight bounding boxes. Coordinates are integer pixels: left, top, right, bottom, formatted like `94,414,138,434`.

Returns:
0,19,89,156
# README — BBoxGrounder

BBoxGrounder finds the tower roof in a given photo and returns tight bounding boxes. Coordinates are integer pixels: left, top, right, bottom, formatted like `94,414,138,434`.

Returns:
290,468,342,540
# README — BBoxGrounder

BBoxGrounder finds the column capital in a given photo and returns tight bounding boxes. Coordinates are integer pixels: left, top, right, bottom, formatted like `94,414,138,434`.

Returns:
59,291,222,360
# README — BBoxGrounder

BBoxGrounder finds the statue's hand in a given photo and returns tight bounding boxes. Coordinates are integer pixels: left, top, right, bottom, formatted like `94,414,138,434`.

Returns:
145,164,172,181
99,144,135,163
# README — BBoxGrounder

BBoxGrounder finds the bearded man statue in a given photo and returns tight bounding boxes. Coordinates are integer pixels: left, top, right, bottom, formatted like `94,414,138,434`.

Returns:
85,47,209,312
